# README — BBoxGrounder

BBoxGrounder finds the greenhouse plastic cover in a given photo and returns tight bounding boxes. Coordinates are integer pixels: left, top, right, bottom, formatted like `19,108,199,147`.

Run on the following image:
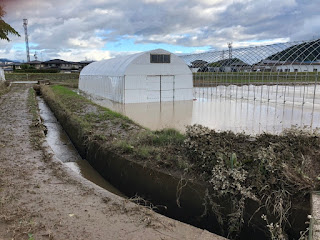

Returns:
80,52,145,77
79,49,193,103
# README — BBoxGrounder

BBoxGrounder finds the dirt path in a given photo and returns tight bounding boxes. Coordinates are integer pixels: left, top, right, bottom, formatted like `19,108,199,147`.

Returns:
0,84,225,240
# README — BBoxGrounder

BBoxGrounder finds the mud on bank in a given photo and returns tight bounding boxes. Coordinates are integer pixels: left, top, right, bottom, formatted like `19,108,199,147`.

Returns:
40,85,320,239
0,81,10,96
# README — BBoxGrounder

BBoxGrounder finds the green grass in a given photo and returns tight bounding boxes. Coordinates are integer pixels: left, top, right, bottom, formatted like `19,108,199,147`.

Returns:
0,82,9,96
27,87,46,150
193,72,319,85
27,88,39,122
5,73,79,88
41,85,187,169
147,129,185,146
114,140,135,153
28,233,34,240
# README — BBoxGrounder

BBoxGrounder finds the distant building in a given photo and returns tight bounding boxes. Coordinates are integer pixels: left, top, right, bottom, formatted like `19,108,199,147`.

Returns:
276,62,320,72
0,58,94,73
40,59,93,73
0,62,21,73
26,60,43,69
252,60,281,72
190,60,208,72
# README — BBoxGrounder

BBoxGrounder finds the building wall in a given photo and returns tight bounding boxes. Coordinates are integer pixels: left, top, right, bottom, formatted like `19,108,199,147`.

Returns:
276,64,320,72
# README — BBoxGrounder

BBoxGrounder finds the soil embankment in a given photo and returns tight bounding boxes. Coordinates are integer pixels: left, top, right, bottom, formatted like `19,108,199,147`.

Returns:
0,84,224,240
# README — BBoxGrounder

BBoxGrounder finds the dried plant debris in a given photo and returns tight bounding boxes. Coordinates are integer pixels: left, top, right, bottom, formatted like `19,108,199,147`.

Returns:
184,125,320,239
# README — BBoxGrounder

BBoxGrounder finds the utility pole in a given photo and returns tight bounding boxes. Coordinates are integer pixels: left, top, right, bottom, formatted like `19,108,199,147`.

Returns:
23,19,30,62
221,50,225,60
228,42,233,59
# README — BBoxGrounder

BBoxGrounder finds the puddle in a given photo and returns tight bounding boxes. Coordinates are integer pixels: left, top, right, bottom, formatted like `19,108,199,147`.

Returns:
85,84,320,135
37,96,124,197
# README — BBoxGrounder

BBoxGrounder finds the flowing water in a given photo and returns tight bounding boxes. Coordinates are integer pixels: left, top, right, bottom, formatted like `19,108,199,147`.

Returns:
37,96,124,196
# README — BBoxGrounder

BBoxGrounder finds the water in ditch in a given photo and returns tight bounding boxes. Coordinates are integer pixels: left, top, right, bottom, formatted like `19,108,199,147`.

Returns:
37,96,124,197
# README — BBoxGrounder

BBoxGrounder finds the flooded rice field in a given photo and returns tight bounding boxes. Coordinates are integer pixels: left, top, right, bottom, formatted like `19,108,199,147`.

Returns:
89,84,320,135
37,96,124,196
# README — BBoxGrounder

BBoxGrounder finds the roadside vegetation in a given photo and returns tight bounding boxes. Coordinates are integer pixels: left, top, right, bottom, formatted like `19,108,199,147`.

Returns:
5,73,79,88
27,87,46,150
193,72,319,86
41,85,184,169
0,81,9,96
40,85,319,239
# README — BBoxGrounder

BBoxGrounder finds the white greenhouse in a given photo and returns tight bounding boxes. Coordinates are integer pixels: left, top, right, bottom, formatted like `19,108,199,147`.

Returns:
79,49,193,103
0,68,5,81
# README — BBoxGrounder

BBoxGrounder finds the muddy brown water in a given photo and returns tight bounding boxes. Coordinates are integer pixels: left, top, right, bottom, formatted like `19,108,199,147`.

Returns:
86,85,320,135
37,96,124,197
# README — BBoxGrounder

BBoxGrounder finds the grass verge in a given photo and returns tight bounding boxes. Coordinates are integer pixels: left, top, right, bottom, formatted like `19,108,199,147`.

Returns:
5,73,79,88
41,85,185,170
0,81,10,96
27,87,46,150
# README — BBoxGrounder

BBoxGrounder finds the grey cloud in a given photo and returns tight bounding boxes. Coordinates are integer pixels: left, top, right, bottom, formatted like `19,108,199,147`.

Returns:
1,0,319,61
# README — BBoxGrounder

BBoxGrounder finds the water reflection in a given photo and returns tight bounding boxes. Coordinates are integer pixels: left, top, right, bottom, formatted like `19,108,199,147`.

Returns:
85,85,320,135
94,98,194,131
37,96,124,196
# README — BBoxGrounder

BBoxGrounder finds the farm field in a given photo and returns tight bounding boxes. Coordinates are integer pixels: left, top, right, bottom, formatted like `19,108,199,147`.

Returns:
91,84,320,134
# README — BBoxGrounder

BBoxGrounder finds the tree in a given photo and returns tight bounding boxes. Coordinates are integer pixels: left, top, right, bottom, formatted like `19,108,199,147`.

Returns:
0,5,20,41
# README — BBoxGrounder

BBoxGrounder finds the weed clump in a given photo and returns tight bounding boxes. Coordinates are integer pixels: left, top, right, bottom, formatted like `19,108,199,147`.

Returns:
0,81,9,96
184,124,319,239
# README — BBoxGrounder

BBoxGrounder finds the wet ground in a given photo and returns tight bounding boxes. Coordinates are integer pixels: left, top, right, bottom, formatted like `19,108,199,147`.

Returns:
89,84,320,135
37,96,124,196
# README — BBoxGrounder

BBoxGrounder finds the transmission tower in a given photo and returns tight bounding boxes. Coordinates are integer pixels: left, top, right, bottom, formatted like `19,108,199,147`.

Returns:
221,50,225,60
228,42,233,59
23,19,30,62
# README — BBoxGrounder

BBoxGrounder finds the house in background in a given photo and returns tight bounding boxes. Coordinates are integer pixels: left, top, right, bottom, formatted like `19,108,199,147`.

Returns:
43,59,73,72
26,60,43,69
42,59,92,73
0,58,94,73
0,62,21,73
189,60,208,72
276,62,320,72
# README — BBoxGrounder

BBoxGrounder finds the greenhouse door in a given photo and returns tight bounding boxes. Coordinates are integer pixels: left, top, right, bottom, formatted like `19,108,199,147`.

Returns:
160,76,174,102
146,75,174,102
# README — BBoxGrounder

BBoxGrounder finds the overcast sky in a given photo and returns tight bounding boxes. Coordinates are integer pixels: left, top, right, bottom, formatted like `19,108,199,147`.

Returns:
0,0,319,62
